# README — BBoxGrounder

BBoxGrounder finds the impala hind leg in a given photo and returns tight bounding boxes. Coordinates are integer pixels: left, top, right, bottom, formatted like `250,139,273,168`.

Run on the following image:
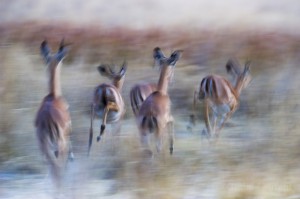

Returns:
203,100,212,138
110,121,122,154
97,107,108,142
140,131,152,157
40,139,62,189
97,102,119,142
212,112,218,137
97,123,106,142
167,119,174,155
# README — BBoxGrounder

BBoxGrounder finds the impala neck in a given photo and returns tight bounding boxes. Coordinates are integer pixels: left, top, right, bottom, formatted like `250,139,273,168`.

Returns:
49,61,62,98
113,77,125,91
157,64,172,95
234,78,244,97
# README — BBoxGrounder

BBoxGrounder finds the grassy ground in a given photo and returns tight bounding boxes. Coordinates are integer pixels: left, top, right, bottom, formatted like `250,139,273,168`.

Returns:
1,23,300,199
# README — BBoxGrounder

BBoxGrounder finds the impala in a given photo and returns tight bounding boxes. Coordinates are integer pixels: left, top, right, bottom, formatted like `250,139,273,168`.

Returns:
194,59,252,138
35,40,73,187
88,63,127,155
137,47,182,155
130,47,170,117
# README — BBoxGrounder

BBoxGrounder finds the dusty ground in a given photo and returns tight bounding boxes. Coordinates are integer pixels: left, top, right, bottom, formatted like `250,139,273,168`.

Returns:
1,36,300,198
1,1,300,198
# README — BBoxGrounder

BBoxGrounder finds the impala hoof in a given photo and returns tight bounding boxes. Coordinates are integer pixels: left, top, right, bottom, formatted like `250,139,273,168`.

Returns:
97,136,101,142
68,153,75,162
54,151,59,158
170,147,173,155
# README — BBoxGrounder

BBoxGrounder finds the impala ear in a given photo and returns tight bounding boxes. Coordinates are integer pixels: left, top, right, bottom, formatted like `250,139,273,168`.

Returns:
168,50,183,66
226,58,241,76
244,61,251,74
153,47,166,67
153,47,165,60
55,38,69,62
58,38,65,51
40,40,51,63
119,61,127,76
97,65,107,75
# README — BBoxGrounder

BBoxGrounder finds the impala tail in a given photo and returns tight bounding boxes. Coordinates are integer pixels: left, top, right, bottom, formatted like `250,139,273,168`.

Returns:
141,115,158,133
199,76,217,99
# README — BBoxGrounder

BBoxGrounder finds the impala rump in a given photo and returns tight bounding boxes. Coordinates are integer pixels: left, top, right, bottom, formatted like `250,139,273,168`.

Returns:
93,84,124,123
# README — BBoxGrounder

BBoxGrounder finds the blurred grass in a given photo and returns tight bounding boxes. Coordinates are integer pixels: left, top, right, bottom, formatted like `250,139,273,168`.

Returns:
1,22,300,198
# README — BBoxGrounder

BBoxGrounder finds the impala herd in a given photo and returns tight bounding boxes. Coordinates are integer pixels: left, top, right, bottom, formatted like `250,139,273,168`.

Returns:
35,40,252,186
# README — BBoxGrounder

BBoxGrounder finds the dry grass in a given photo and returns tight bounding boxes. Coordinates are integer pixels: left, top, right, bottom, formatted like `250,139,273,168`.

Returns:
1,22,300,198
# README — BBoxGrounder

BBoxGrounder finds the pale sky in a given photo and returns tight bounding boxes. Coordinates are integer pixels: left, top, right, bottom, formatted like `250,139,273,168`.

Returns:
1,0,299,31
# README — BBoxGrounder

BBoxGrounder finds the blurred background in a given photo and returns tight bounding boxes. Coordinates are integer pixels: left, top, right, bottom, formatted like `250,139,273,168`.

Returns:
1,0,300,198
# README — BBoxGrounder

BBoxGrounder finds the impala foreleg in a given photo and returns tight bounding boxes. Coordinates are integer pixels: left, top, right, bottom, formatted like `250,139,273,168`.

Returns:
216,111,233,138
68,140,74,161
88,104,95,156
192,90,198,124
167,119,174,155
97,106,108,142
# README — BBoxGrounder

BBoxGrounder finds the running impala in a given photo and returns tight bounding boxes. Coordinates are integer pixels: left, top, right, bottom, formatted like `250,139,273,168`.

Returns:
137,47,182,155
194,59,252,138
35,40,73,187
130,47,169,117
88,63,127,155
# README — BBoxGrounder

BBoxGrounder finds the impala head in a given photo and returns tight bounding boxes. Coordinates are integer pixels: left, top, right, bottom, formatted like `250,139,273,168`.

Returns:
153,47,166,68
226,59,252,93
97,62,127,90
40,39,69,68
153,47,183,82
97,62,127,80
153,47,182,67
